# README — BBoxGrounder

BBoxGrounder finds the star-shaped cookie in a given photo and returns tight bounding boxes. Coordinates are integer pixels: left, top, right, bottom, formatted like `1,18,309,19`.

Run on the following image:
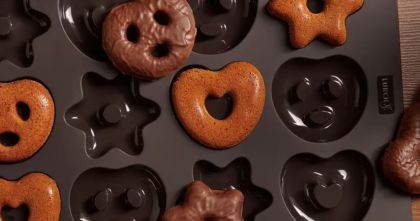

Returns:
193,158,273,221
163,181,244,221
267,0,364,48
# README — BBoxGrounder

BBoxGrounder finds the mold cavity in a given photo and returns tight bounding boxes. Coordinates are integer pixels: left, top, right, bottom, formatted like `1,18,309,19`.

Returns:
307,0,325,14
1,205,29,221
70,165,165,221
272,56,367,143
152,44,170,58
281,151,375,221
205,94,233,120
193,158,273,221
154,11,171,26
126,24,140,43
0,132,20,147
0,0,50,67
192,0,258,54
16,102,30,121
65,73,160,159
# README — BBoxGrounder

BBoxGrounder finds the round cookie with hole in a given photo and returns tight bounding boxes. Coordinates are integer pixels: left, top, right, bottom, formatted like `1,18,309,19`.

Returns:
171,61,265,149
102,0,197,80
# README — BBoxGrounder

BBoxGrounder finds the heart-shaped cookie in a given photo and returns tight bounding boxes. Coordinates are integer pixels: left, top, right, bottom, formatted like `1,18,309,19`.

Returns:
172,61,265,149
0,173,61,221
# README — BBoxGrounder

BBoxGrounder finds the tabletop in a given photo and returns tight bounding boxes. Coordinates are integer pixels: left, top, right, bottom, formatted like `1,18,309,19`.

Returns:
397,0,420,219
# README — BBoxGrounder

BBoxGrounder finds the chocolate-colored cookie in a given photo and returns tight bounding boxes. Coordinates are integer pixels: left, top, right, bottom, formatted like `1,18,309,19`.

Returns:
0,79,55,163
163,181,244,221
0,173,61,221
171,62,265,149
383,103,420,194
102,0,196,80
267,0,364,48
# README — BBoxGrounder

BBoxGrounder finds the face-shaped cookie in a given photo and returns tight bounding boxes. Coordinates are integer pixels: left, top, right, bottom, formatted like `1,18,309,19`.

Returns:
0,79,55,162
188,0,258,54
0,173,61,221
272,56,367,142
281,151,375,221
70,166,165,221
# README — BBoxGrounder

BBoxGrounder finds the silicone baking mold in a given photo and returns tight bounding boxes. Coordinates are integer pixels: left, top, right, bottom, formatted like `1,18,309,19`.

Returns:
0,0,409,220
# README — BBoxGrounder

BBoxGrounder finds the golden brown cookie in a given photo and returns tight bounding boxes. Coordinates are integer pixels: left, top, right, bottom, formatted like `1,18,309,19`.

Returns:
383,103,420,194
102,0,196,80
171,62,265,149
163,181,244,221
267,0,364,48
0,173,61,221
0,79,55,162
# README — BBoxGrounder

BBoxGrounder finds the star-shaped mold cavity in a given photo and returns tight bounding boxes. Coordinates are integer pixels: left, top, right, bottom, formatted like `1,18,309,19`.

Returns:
65,73,160,158
193,158,273,221
0,0,50,67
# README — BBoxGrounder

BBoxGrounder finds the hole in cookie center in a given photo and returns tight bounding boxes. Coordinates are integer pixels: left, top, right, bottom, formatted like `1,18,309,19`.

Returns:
154,11,171,26
152,44,170,58
1,205,29,221
205,94,233,120
16,102,30,121
0,132,20,147
307,0,324,14
126,24,140,43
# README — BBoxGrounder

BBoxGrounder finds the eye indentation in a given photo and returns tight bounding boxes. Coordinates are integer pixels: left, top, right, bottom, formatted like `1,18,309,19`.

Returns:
126,24,140,43
16,102,30,121
154,11,171,26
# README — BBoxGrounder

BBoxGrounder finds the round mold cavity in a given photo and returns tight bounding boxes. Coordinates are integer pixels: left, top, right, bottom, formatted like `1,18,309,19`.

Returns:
189,0,258,54
65,73,160,158
70,165,166,221
281,150,375,221
193,158,273,221
59,0,130,61
272,56,367,142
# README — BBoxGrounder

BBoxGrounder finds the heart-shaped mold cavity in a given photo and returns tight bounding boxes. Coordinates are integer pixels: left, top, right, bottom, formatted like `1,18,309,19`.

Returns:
281,150,375,221
193,158,273,221
0,0,50,67
70,165,166,221
272,56,367,142
1,205,29,221
59,0,130,61
65,73,160,158
189,0,258,54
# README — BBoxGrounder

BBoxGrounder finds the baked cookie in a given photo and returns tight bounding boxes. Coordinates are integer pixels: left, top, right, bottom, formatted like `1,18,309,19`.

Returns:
102,0,196,80
0,79,55,163
383,103,420,194
0,173,61,221
267,0,364,48
163,181,244,221
171,62,265,149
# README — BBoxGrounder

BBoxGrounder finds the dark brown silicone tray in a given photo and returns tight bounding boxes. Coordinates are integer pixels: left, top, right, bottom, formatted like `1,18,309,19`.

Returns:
0,0,410,220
